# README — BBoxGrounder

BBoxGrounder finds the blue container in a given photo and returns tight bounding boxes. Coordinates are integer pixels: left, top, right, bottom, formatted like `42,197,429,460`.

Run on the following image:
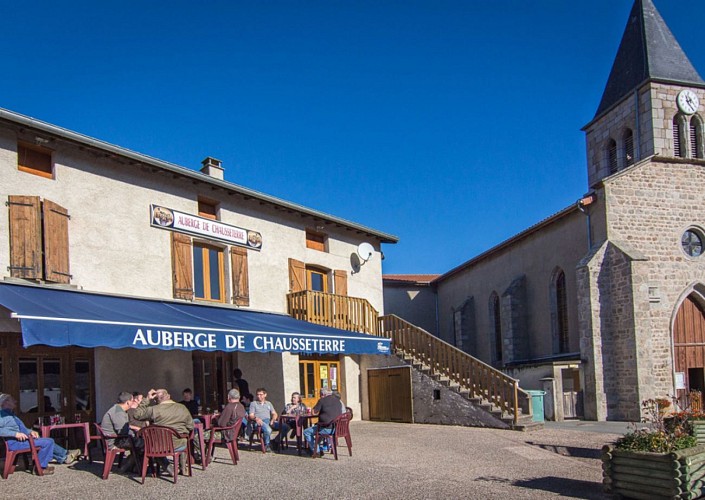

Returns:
526,390,546,422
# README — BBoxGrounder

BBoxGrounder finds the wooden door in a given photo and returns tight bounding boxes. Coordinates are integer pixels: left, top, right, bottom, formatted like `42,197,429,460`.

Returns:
368,367,413,423
298,356,342,408
674,295,705,401
192,352,226,412
0,334,95,427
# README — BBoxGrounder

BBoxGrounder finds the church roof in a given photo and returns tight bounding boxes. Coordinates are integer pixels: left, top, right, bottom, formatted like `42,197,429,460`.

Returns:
594,0,704,118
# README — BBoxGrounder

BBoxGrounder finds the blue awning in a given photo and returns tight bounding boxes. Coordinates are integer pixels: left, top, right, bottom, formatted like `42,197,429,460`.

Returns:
0,283,391,355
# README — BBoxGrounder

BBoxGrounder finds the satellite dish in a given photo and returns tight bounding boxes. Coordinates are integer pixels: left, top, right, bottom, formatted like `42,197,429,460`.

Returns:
357,242,374,263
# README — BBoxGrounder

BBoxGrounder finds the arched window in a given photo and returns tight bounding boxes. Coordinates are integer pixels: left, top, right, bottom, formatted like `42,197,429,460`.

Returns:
674,115,685,158
623,129,634,167
555,271,569,353
489,292,502,363
691,115,704,159
607,139,618,174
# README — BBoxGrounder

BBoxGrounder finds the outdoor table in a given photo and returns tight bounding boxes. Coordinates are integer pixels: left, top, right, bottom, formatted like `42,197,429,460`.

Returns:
40,422,91,458
277,414,317,455
194,413,217,430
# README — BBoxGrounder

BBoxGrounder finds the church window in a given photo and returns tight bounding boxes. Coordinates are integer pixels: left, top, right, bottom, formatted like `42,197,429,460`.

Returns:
607,139,618,174
555,271,569,353
682,228,704,258
489,292,502,363
690,115,704,159
623,129,634,167
674,115,685,158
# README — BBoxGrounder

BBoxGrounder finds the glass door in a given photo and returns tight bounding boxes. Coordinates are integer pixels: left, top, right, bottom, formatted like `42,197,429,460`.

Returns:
299,356,342,408
192,352,226,413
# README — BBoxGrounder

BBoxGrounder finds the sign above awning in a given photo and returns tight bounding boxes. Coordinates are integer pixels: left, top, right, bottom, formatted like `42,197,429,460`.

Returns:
0,283,391,355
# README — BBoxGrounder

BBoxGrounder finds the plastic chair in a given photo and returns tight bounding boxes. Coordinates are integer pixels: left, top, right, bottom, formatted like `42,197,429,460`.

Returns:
334,412,353,457
247,422,267,453
313,413,346,460
138,426,192,484
1,435,44,478
205,419,242,467
91,423,129,480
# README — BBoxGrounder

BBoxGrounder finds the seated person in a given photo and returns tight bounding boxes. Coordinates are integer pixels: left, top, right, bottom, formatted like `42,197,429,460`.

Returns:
127,392,148,430
133,389,194,476
193,389,245,463
246,388,277,452
179,388,199,417
303,388,342,457
0,394,80,475
100,391,144,472
272,392,307,449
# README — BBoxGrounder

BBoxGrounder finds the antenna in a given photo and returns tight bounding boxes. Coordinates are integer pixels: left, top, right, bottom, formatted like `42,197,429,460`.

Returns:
356,242,374,263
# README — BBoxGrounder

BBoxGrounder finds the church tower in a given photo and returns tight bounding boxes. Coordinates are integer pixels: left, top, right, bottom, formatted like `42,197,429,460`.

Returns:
583,0,705,188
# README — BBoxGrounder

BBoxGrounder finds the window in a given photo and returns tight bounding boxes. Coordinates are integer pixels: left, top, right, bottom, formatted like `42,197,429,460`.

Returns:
198,198,218,220
555,270,570,353
306,230,327,252
691,115,704,159
306,266,329,292
674,116,685,158
624,129,634,167
490,292,502,363
453,309,463,350
17,142,53,179
193,242,225,302
8,195,70,283
607,139,618,174
682,228,704,258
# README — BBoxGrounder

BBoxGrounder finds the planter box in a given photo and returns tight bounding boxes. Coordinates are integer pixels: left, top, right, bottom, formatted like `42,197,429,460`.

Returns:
602,444,705,499
691,421,705,446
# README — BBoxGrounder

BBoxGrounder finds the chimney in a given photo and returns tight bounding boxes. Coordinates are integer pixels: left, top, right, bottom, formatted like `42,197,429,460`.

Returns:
200,156,224,180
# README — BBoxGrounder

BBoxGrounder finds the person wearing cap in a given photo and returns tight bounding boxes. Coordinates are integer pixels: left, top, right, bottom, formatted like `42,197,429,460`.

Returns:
0,394,80,475
303,388,343,457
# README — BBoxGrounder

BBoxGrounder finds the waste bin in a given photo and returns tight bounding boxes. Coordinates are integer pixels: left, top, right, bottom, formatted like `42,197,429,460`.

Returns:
526,390,546,422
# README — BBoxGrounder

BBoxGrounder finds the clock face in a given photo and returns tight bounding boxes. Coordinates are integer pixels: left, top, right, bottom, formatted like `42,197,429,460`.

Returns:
677,90,700,115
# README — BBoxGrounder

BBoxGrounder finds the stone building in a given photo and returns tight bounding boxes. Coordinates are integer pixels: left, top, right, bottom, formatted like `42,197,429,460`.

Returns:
384,0,705,421
0,107,396,426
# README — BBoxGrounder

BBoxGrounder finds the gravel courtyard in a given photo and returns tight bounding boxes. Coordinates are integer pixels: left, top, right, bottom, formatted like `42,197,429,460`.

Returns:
1,420,619,499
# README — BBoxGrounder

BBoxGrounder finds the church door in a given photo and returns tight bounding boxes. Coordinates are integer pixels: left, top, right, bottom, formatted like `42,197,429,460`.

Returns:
673,295,705,404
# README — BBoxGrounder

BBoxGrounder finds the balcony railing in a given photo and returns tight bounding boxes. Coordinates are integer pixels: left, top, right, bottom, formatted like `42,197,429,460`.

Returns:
287,290,380,336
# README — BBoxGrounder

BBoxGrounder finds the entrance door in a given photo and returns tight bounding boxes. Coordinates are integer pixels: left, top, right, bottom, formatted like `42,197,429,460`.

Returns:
192,352,227,412
299,356,341,408
0,334,95,428
673,295,705,403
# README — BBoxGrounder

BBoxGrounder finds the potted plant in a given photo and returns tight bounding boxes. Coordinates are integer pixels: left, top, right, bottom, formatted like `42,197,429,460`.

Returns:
602,399,705,499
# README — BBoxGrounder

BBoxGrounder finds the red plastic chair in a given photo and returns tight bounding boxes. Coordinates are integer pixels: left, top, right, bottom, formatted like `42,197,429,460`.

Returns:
334,412,353,457
91,423,130,480
138,426,192,484
1,435,44,478
313,413,347,460
205,419,242,467
247,421,267,453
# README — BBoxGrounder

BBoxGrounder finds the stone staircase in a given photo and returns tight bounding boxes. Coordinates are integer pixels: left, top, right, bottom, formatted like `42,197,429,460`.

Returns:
381,315,543,431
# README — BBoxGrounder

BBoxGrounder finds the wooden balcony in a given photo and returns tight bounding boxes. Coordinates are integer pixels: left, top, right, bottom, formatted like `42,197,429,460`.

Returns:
287,290,380,336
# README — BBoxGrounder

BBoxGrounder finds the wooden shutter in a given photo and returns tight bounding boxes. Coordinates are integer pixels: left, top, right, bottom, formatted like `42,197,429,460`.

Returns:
231,246,250,306
288,258,306,292
8,195,42,279
43,200,71,283
172,232,194,300
334,270,348,296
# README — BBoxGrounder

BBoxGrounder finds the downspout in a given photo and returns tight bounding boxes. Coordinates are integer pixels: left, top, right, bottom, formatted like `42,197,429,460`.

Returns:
577,193,597,251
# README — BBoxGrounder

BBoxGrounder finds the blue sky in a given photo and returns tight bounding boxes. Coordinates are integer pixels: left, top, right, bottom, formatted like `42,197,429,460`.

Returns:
3,1,705,274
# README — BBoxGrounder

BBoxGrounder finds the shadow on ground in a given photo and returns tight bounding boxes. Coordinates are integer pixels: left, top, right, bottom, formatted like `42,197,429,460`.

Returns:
475,475,604,499
526,441,602,459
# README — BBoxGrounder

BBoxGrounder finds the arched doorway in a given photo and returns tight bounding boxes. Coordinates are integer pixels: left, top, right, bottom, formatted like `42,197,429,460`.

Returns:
673,294,705,404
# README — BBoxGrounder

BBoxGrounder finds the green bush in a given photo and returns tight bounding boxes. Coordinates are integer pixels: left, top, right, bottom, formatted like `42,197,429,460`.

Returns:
615,429,696,453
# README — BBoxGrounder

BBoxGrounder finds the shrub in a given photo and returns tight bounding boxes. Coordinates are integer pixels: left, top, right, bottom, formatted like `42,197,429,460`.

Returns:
615,398,697,453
